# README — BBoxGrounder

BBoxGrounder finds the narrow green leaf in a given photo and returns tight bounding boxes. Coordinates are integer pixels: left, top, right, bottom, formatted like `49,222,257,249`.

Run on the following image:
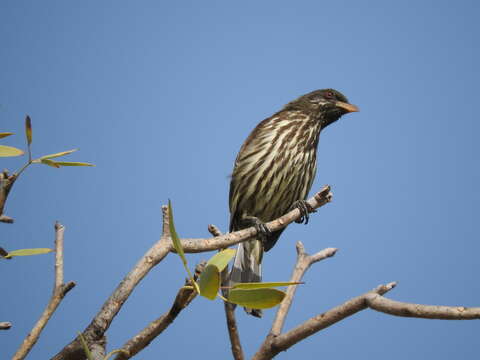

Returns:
77,332,93,360
0,132,14,139
198,264,220,300
168,200,199,293
39,149,78,160
55,161,94,167
206,248,236,272
5,248,53,258
25,115,32,145
40,159,61,168
168,200,187,266
232,281,304,290
0,145,24,157
228,288,286,309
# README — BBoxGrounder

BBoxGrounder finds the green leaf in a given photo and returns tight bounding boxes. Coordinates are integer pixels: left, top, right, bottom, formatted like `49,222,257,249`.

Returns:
25,115,32,145
206,248,236,272
39,149,78,159
198,264,220,300
55,161,94,167
232,281,304,290
5,248,53,258
168,200,199,293
78,332,93,360
37,158,94,167
0,145,24,157
40,158,61,168
0,132,14,139
228,288,286,309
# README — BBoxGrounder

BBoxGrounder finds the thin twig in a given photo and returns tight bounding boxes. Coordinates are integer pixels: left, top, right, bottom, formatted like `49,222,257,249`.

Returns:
52,186,332,360
114,263,204,360
51,206,173,360
365,294,480,319
13,222,76,360
253,282,397,360
208,224,245,360
54,222,65,289
271,242,337,336
0,322,12,330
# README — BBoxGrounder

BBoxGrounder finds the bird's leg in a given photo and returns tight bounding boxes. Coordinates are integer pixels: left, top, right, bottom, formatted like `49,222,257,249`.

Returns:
242,215,271,244
290,200,316,224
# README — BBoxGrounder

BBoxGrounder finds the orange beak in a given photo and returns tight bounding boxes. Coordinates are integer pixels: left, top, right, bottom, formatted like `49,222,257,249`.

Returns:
335,101,359,113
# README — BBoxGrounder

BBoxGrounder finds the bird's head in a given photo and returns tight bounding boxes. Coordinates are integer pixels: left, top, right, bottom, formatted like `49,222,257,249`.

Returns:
283,89,359,128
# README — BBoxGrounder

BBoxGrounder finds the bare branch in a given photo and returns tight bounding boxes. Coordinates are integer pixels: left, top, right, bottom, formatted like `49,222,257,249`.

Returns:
52,187,331,359
13,222,76,360
90,337,107,360
271,242,337,336
366,294,480,319
207,224,222,237
0,170,17,223
54,222,65,289
0,322,12,330
0,215,14,223
114,263,203,360
51,206,173,360
253,282,397,360
208,224,245,360
180,185,332,253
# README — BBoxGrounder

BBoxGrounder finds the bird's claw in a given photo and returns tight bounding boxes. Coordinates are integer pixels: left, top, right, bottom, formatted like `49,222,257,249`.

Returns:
254,220,271,243
291,200,316,224
243,215,271,243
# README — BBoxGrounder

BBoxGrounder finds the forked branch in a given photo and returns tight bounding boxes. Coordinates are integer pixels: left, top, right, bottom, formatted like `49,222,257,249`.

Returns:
253,282,397,360
208,224,245,360
114,263,205,360
51,186,332,360
13,222,75,360
271,242,337,336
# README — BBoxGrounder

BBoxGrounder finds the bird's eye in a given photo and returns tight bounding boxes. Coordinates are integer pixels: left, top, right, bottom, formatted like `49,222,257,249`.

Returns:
325,91,335,99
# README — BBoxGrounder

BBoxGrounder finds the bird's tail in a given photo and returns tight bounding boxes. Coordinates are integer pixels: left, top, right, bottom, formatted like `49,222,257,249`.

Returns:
229,239,263,317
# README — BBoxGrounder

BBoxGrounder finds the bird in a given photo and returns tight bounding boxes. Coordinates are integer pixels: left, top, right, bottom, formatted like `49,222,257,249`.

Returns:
228,89,358,317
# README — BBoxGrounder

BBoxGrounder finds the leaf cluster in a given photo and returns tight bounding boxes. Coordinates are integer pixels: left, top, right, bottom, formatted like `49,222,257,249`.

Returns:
168,201,301,310
0,115,94,260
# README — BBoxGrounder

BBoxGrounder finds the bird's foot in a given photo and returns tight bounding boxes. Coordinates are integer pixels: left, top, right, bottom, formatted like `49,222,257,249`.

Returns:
243,215,271,243
291,200,316,224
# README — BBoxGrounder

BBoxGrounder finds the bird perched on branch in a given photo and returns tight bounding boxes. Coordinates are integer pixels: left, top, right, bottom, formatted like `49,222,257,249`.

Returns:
229,89,358,317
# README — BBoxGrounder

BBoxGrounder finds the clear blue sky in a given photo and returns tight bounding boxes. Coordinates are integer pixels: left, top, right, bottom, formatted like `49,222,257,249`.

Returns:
2,1,479,359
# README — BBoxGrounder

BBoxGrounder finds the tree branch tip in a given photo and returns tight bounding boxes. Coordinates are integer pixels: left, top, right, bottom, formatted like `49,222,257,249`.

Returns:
386,281,398,289
374,281,397,295
0,215,14,223
208,224,222,237
326,192,333,202
295,241,305,255
323,248,338,258
320,184,331,193
0,322,12,330
313,186,333,204
54,221,64,230
62,281,76,295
